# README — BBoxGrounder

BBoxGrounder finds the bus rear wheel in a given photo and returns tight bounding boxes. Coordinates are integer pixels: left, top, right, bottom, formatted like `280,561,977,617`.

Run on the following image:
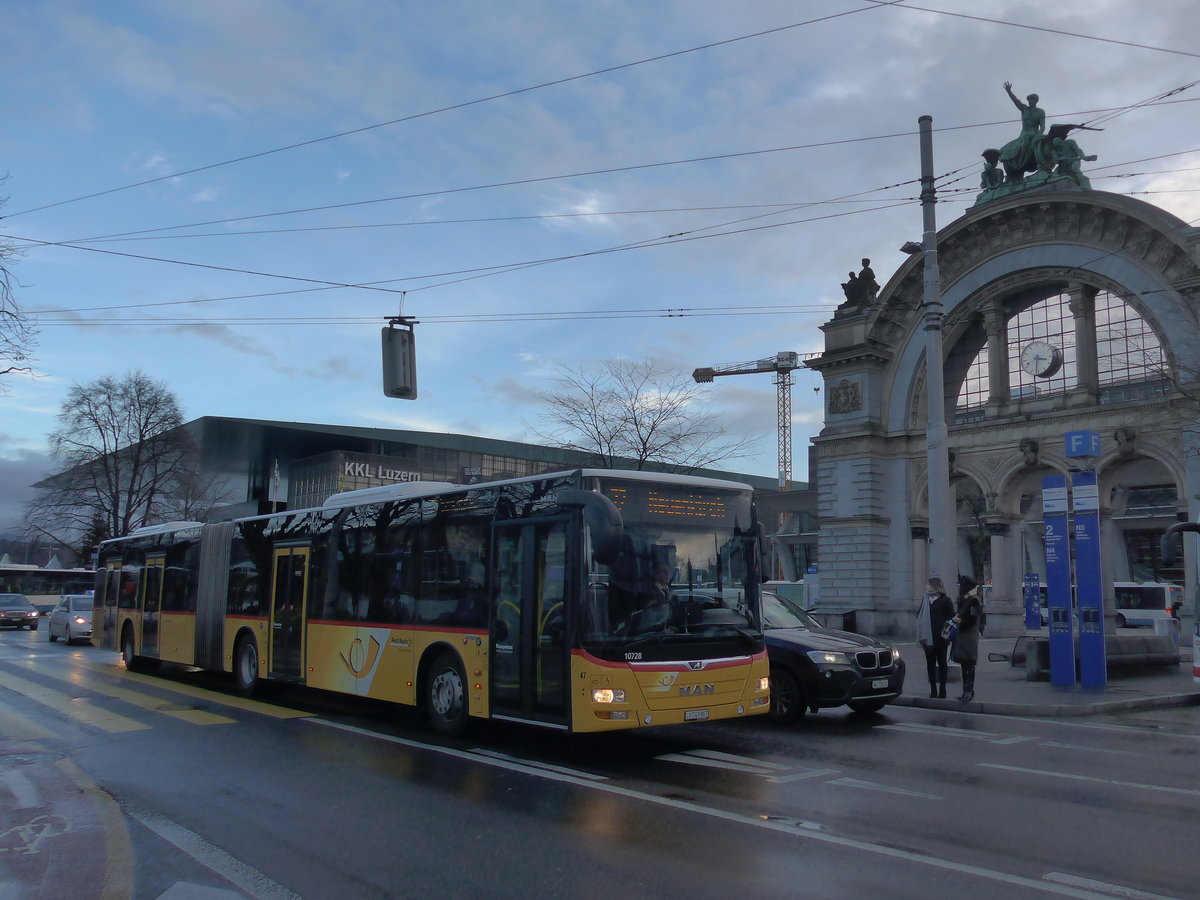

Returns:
121,628,141,671
234,636,260,697
425,651,469,737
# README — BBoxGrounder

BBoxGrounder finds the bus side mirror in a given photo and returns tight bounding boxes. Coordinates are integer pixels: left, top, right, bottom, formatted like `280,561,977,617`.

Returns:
1161,522,1200,566
757,521,771,582
557,489,624,566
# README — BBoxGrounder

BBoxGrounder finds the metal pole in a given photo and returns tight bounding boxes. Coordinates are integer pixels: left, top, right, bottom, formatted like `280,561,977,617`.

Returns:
920,115,957,586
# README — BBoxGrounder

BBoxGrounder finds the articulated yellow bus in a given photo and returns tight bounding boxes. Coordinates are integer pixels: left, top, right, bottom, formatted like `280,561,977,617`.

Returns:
95,469,770,735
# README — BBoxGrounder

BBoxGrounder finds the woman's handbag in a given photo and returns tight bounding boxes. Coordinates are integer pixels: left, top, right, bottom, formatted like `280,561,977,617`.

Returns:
940,620,958,642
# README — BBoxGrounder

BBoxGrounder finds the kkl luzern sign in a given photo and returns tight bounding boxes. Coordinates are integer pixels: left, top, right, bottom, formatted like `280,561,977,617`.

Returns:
343,461,422,483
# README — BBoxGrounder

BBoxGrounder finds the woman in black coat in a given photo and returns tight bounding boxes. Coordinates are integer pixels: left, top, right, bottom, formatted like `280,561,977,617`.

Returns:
952,576,983,702
915,576,955,698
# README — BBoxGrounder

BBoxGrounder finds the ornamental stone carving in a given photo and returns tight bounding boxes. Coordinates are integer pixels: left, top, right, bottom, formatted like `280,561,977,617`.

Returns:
828,378,863,414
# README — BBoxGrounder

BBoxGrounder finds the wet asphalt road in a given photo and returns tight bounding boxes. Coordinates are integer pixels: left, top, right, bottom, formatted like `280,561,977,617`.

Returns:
2,625,1197,900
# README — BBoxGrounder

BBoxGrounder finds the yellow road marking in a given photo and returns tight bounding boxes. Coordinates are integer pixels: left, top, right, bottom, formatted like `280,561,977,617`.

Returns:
0,672,150,733
57,758,135,900
114,669,315,719
0,698,56,741
20,664,236,726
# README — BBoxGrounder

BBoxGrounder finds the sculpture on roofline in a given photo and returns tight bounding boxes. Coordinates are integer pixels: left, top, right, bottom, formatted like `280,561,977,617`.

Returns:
837,258,879,313
974,83,1102,206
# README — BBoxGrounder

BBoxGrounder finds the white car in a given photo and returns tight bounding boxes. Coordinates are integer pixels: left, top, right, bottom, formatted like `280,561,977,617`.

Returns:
48,593,94,644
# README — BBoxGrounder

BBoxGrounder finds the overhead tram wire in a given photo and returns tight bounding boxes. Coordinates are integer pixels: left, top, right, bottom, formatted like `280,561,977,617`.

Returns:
54,129,931,245
0,233,409,299
35,195,916,318
42,97,1198,249
869,1,1200,60
29,198,905,248
34,302,838,328
8,2,1194,225
2,5,892,222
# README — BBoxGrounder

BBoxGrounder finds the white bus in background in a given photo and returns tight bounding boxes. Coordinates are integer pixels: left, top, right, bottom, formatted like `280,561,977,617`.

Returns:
1114,581,1184,628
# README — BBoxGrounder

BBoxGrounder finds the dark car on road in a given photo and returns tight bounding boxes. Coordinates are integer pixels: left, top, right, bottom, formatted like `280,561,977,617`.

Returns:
0,593,41,630
763,591,905,722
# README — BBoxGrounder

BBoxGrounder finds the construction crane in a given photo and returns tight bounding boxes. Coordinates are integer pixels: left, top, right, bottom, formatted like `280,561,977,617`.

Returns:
692,351,799,490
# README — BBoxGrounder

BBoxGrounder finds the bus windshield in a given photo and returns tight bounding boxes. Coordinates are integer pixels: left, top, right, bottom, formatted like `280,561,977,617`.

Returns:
580,477,761,659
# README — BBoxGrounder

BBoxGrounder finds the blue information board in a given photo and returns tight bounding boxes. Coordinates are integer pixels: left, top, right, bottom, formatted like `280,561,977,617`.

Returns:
1072,471,1107,689
1023,572,1041,630
1042,475,1076,687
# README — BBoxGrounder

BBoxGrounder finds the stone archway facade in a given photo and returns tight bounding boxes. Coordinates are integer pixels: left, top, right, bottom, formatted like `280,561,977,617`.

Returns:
808,191,1200,637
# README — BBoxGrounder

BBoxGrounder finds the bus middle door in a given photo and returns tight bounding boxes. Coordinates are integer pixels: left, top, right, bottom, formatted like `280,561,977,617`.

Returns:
269,546,309,682
139,556,165,658
490,520,569,726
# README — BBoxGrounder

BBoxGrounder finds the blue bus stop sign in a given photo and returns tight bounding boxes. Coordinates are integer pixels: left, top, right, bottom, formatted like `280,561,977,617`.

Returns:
1042,475,1076,688
1023,573,1041,630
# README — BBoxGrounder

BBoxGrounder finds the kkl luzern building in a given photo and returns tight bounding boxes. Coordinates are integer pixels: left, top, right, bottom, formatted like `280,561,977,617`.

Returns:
808,107,1200,638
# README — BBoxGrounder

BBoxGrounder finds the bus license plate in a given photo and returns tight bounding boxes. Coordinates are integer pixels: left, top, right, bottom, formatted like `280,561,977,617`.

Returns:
872,679,888,689
684,709,710,721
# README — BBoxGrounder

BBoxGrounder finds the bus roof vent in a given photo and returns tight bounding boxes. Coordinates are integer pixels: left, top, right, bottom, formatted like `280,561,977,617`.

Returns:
322,482,457,508
128,521,206,536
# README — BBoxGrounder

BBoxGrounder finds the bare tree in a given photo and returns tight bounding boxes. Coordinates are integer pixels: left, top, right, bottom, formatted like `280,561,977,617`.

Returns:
534,358,761,472
0,185,38,385
25,371,203,556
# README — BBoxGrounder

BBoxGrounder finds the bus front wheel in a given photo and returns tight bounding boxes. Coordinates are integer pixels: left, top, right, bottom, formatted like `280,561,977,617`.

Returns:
425,652,469,737
234,636,260,697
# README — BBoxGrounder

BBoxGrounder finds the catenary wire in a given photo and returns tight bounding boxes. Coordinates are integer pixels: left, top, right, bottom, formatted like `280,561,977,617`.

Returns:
1,5,897,222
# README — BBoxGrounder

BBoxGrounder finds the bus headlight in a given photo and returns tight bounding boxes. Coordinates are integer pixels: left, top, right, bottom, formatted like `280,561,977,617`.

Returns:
592,688,626,704
757,676,770,692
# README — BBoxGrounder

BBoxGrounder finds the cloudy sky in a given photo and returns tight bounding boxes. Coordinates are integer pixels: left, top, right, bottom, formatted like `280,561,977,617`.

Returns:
2,0,1198,532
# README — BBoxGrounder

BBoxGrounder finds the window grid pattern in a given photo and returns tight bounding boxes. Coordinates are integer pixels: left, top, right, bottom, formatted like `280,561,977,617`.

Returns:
954,290,1165,413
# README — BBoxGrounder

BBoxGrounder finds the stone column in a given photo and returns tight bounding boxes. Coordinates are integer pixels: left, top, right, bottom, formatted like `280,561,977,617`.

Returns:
1068,284,1100,404
984,300,1010,414
911,525,929,599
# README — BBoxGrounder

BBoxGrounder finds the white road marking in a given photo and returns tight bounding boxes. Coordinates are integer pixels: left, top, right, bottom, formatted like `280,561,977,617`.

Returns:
828,777,942,800
306,718,1122,898
123,805,300,900
881,722,1035,744
655,751,786,778
470,748,609,780
1044,871,1182,900
766,768,842,784
1038,741,1134,755
681,748,792,769
979,763,1200,798
0,771,40,810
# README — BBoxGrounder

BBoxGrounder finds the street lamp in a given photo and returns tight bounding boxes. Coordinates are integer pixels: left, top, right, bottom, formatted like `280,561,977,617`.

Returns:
916,115,957,587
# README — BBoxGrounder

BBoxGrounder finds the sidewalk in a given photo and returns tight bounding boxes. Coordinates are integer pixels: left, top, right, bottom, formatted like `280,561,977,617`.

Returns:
888,637,1200,717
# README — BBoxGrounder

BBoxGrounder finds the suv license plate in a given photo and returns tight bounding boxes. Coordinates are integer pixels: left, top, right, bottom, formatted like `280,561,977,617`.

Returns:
872,679,889,689
684,709,710,721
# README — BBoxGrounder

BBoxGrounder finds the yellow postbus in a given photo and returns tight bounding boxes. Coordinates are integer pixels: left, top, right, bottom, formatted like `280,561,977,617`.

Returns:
96,469,770,735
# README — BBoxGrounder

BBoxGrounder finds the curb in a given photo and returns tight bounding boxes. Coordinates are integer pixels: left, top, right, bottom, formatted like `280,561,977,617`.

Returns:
893,691,1200,717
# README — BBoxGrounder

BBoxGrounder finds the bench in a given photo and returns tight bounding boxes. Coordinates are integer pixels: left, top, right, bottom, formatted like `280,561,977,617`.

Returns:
1002,635,1181,681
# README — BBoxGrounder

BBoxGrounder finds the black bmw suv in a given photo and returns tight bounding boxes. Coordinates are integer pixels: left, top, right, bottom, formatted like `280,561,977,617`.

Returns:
762,591,905,722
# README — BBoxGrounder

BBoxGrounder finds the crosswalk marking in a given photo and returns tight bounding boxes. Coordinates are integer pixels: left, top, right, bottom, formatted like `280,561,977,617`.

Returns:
115,669,315,719
20,664,236,726
0,698,57,741
0,671,150,733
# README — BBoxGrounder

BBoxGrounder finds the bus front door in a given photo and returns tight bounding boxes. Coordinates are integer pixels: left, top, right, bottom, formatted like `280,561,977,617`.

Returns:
139,557,165,658
490,521,569,726
99,561,122,651
269,547,308,682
